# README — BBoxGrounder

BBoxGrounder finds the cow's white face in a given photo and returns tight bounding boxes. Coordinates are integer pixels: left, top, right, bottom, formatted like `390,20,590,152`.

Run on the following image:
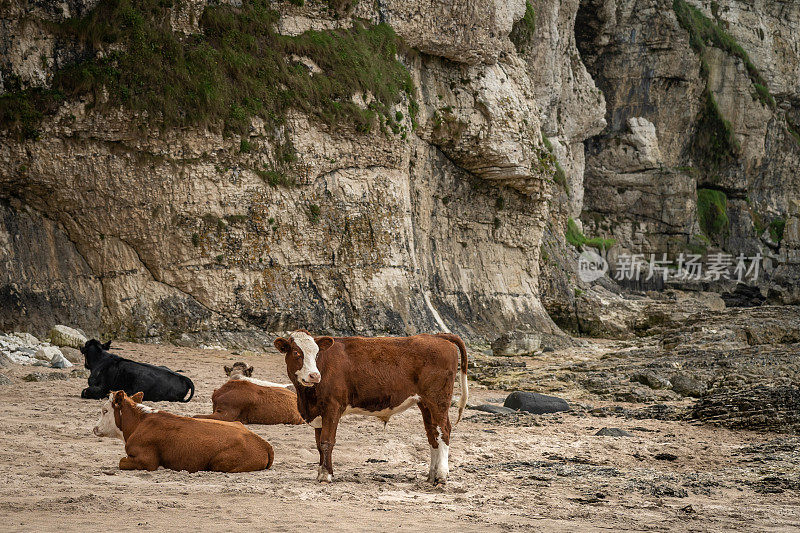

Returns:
291,331,322,387
93,395,123,440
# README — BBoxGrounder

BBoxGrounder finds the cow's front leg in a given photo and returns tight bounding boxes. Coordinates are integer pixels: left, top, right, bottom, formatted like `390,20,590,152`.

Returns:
81,386,106,399
315,427,323,467
119,453,158,471
419,402,451,484
317,414,340,482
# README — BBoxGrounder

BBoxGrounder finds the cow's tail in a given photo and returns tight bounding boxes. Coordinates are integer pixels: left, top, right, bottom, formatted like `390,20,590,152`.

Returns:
436,333,469,425
180,377,195,403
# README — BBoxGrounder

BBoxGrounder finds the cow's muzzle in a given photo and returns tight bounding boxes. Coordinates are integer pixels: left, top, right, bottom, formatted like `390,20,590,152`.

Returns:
300,372,321,387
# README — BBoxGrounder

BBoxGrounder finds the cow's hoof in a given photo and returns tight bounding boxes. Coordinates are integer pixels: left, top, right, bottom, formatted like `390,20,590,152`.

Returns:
427,472,447,485
316,466,332,483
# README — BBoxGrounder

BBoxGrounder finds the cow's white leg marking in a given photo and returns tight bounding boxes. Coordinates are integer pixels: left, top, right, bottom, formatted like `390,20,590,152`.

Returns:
428,426,449,483
317,464,332,483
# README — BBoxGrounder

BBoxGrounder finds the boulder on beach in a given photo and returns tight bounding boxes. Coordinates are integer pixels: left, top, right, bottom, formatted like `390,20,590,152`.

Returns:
49,325,87,349
60,347,82,364
35,346,64,365
491,331,542,356
671,373,706,398
22,372,69,382
503,391,570,414
10,332,40,345
34,346,56,361
50,350,73,369
470,404,517,415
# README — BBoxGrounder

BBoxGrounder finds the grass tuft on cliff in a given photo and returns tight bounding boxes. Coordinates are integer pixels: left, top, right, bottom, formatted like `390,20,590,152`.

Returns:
541,132,569,195
695,90,739,169
0,0,413,139
697,188,729,242
510,1,536,53
566,218,615,251
769,217,786,243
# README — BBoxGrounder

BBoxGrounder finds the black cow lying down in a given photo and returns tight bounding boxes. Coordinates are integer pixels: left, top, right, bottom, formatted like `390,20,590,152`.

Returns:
80,339,195,402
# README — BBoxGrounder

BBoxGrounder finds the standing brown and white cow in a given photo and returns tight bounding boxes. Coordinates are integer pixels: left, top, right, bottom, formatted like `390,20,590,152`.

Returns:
274,330,468,484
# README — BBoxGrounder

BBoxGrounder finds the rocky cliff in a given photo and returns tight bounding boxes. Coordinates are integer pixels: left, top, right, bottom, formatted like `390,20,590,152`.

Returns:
0,0,797,347
576,0,800,303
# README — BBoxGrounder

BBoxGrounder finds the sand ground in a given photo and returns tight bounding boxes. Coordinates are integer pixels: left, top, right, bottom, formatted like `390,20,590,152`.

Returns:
0,341,798,532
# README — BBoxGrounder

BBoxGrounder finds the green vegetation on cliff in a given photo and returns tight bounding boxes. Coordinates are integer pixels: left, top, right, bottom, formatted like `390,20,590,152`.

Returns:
697,188,729,242
673,0,777,173
0,0,413,139
566,218,615,251
769,217,786,243
541,133,569,194
695,91,739,169
510,2,536,53
673,0,774,108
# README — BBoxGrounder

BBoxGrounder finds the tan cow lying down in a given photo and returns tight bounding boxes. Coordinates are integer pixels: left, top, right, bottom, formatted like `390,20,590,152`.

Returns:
93,390,274,472
193,362,303,425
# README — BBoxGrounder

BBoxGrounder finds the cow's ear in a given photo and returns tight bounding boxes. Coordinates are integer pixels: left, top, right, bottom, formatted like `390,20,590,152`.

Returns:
101,340,112,350
274,337,291,354
316,336,334,351
112,390,125,406
224,365,232,376
131,392,144,403
246,366,254,377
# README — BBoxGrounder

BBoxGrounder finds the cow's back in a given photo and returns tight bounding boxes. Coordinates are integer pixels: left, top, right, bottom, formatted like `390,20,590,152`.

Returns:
129,414,272,472
117,360,190,401
317,334,460,408
214,380,303,425
331,334,459,375
248,382,303,424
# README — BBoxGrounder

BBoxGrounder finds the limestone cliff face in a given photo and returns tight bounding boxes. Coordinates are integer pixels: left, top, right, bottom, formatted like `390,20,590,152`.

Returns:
0,0,598,347
1,0,797,347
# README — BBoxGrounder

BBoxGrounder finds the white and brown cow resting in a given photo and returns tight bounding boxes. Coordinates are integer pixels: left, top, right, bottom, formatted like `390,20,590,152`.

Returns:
193,362,303,425
93,390,274,473
274,330,468,484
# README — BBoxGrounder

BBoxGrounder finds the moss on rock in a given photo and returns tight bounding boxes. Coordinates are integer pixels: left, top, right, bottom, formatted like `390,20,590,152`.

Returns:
697,188,728,242
566,218,615,251
510,1,535,53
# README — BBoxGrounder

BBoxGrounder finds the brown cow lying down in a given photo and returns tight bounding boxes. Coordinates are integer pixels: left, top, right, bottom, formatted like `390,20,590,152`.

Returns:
274,330,468,484
193,362,303,425
93,390,274,472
